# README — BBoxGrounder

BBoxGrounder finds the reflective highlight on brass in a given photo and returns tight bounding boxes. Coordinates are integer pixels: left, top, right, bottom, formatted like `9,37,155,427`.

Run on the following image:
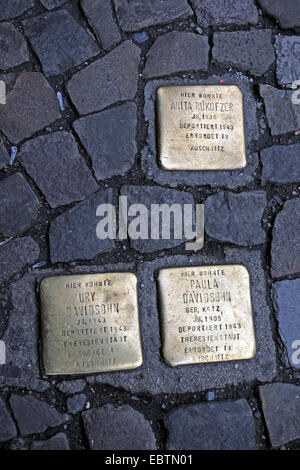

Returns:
158,265,256,367
40,273,143,375
157,85,246,170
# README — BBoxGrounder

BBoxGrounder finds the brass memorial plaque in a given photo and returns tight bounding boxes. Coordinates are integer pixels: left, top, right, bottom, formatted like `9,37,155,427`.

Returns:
158,265,256,367
40,273,143,375
157,85,246,170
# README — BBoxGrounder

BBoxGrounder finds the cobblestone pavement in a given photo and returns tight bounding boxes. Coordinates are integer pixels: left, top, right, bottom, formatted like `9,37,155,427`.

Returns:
0,0,300,451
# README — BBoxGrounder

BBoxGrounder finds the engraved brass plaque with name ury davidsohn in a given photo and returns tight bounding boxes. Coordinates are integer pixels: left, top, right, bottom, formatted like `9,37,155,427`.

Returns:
157,85,246,170
40,273,143,375
158,265,256,367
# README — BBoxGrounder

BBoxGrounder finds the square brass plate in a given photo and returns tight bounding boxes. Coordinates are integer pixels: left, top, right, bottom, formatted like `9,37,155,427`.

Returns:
157,85,246,170
40,273,143,375
158,265,256,367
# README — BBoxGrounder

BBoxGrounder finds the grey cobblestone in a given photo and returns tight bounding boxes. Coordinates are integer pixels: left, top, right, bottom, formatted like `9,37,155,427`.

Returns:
0,398,17,443
0,145,9,170
81,0,121,50
275,36,300,86
258,0,300,29
0,0,35,20
31,433,70,450
191,0,259,27
0,237,39,285
261,144,300,184
40,0,67,10
0,23,29,70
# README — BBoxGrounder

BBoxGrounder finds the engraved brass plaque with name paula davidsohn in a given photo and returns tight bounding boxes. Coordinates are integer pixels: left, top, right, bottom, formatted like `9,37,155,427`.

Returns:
158,265,256,367
157,85,246,170
40,273,143,375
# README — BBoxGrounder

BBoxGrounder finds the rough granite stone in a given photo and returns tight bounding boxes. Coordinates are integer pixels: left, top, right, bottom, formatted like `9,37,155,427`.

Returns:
73,103,137,180
81,0,121,49
272,279,300,370
40,0,67,9
120,185,195,253
67,41,141,115
22,10,99,76
166,400,256,450
213,30,275,76
143,32,209,78
67,394,87,414
271,198,300,278
0,173,39,237
31,433,70,450
0,0,34,20
191,0,259,27
258,0,300,29
275,36,300,86
0,237,39,285
57,380,86,394
114,0,193,31
259,383,300,447
94,250,277,394
0,145,9,170
261,144,300,184
0,72,61,144
49,190,115,263
19,132,98,208
260,84,300,136
205,190,267,246
83,404,157,450
143,76,259,188
0,398,17,443
10,395,69,436
0,23,29,70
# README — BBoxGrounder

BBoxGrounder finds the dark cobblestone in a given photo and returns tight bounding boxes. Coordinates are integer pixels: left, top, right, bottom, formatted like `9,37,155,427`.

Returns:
0,398,17,443
0,173,39,237
259,383,300,447
0,23,29,70
0,0,34,20
56,380,86,395
73,103,137,180
67,41,141,115
271,198,300,278
212,30,275,77
81,0,121,50
261,144,300,184
0,145,9,170
166,399,256,450
143,32,209,78
31,433,70,450
204,190,267,246
191,0,259,27
23,10,99,76
83,404,157,450
19,132,98,208
258,0,300,29
0,237,39,285
275,36,300,86
40,0,67,10
67,394,87,414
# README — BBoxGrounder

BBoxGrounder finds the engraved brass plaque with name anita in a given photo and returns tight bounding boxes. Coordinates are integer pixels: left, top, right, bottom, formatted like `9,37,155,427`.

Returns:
158,265,256,367
40,273,143,375
157,85,246,170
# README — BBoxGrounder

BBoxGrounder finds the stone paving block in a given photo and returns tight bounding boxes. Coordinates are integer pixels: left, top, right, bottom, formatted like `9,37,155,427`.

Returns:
0,72,61,144
275,36,300,86
94,250,277,394
143,76,259,188
271,198,300,278
0,145,9,170
258,0,300,29
81,0,121,50
40,0,67,9
31,433,70,450
23,10,99,76
0,398,17,443
114,0,193,31
10,394,69,436
191,0,259,27
143,32,209,78
213,30,275,77
49,190,115,263
259,383,300,447
73,103,137,180
67,394,87,414
0,23,29,71
67,41,141,115
0,173,39,237
260,84,300,136
19,132,98,208
0,0,35,20
0,237,39,285
261,144,300,184
56,380,86,394
205,190,267,246
120,185,195,253
272,279,300,370
166,399,256,450
83,404,157,450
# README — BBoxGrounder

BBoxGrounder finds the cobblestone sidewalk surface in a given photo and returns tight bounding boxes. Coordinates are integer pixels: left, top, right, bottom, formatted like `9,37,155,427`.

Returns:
0,0,300,451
